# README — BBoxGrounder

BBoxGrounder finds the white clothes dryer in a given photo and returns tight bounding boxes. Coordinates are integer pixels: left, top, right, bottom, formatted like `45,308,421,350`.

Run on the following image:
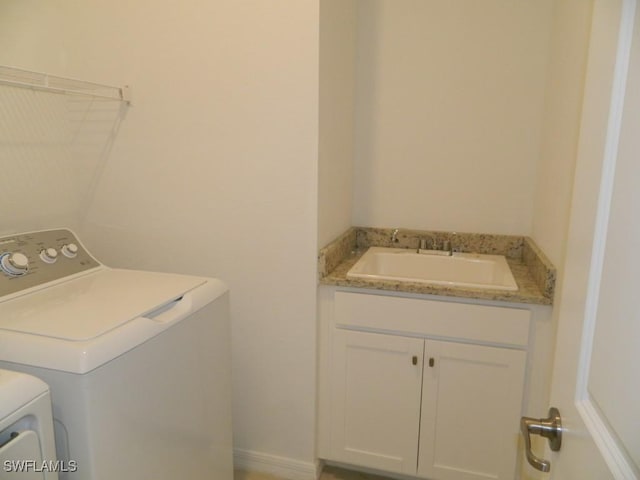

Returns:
0,369,58,479
0,229,233,480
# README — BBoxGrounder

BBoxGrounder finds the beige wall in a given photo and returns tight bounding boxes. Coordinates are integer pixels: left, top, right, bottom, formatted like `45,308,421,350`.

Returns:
0,0,320,472
318,0,357,248
352,0,555,235
532,0,594,268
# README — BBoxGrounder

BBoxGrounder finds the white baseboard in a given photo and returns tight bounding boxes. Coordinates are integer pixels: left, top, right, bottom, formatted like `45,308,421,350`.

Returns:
233,449,322,480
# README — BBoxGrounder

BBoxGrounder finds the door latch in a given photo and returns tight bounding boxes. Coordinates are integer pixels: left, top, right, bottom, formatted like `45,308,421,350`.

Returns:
520,407,562,472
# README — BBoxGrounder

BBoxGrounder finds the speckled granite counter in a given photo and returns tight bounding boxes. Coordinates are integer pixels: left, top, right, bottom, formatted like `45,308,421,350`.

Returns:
318,227,556,305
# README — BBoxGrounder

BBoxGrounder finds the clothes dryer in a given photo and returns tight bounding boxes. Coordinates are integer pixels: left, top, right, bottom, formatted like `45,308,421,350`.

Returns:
0,369,58,479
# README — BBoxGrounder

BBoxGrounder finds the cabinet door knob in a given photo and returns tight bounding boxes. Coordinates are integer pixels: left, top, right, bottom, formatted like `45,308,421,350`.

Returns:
429,357,435,367
412,355,418,365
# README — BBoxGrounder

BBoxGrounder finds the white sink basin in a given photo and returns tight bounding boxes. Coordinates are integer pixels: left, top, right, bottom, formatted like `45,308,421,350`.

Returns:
347,247,518,291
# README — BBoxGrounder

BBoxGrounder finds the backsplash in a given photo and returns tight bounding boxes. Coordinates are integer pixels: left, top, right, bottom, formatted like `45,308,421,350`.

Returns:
523,238,556,300
355,227,524,258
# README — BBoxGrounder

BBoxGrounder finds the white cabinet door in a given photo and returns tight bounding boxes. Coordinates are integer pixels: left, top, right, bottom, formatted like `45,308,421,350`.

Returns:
418,340,527,480
330,329,424,475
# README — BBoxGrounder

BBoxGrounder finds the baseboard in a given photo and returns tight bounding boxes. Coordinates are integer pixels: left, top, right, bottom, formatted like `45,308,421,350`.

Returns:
233,449,322,480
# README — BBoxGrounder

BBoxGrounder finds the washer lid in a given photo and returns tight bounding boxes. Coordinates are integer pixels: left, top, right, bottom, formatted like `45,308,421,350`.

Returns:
0,268,206,341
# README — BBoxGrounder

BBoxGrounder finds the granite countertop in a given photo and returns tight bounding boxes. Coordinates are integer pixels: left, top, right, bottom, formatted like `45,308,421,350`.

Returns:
318,227,556,306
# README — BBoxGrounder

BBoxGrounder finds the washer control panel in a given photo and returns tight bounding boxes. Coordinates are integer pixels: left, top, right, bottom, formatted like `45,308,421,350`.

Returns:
0,229,100,298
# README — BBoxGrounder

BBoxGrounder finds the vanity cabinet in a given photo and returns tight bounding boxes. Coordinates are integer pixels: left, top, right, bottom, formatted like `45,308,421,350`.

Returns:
322,291,531,480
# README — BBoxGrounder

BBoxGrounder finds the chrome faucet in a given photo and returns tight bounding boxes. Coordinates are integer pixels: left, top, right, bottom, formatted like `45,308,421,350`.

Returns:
390,229,400,245
418,234,452,256
418,234,437,252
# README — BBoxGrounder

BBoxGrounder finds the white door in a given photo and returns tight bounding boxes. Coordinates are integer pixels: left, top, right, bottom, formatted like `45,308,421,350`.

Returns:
536,0,640,477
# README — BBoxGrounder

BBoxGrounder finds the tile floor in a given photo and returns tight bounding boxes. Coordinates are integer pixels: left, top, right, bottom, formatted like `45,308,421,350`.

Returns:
234,466,394,480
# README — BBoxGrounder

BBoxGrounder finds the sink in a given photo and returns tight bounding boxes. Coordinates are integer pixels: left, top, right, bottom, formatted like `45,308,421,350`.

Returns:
346,247,518,291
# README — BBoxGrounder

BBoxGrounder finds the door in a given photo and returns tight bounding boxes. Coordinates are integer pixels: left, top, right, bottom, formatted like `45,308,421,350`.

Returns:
541,0,640,477
329,329,424,475
418,340,527,480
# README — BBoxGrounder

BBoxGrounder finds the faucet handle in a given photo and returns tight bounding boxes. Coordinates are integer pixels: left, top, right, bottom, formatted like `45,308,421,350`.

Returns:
449,232,459,252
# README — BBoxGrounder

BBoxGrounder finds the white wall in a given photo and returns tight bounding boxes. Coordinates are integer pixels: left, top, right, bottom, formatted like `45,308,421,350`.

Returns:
0,0,320,474
531,0,594,268
318,0,356,248
352,0,555,235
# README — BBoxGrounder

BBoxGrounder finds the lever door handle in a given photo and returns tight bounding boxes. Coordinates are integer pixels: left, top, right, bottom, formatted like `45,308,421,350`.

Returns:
520,407,562,472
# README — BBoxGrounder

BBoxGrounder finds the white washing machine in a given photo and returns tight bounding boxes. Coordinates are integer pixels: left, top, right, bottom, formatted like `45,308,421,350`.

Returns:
0,369,58,479
0,229,233,479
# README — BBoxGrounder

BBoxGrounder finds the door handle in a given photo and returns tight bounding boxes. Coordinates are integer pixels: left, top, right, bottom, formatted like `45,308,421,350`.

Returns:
520,407,562,472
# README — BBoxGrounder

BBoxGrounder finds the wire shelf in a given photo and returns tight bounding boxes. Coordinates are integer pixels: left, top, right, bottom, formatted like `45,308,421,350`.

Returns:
0,65,131,104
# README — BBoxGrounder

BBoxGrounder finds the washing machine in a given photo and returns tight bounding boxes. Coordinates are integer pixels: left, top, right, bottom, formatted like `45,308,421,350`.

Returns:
0,229,233,479
0,369,58,479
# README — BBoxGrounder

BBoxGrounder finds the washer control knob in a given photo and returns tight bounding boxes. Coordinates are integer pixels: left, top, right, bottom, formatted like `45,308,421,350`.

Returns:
0,252,29,276
61,243,79,258
40,248,59,264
